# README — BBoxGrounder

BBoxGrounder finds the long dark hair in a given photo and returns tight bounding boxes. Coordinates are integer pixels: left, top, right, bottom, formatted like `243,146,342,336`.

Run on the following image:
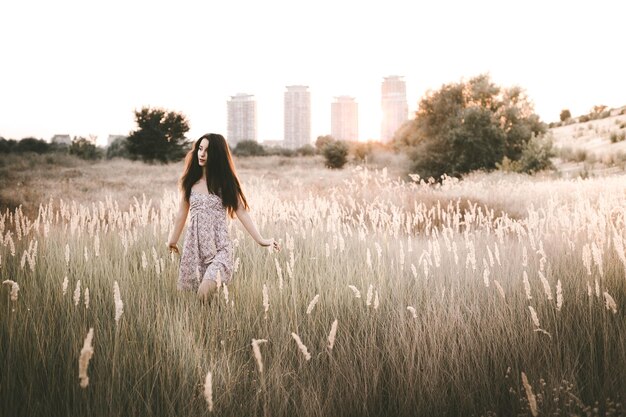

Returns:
179,133,249,217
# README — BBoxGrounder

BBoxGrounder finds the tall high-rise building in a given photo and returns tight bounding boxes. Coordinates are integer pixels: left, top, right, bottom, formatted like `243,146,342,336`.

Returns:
284,85,311,149
331,96,358,142
227,93,257,146
381,76,408,142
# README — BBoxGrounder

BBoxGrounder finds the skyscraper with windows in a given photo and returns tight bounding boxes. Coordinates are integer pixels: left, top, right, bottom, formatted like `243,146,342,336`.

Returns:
381,76,408,142
284,85,311,149
227,93,257,146
331,96,358,142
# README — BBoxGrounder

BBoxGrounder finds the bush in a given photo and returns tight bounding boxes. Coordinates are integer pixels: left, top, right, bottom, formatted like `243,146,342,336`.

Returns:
351,142,373,162
574,149,588,163
106,137,131,159
233,140,265,157
69,137,103,160
315,135,334,152
560,109,571,122
296,144,316,156
610,132,626,143
322,141,349,169
516,134,555,173
497,134,554,174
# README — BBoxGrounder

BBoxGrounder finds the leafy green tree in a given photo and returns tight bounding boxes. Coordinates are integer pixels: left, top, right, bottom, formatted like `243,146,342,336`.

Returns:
233,140,265,157
15,138,50,153
127,107,190,163
0,138,18,153
322,141,349,169
560,109,571,122
394,74,546,179
106,137,131,159
69,136,103,160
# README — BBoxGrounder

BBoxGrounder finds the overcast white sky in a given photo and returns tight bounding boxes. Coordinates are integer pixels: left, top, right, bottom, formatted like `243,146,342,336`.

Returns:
1,0,624,145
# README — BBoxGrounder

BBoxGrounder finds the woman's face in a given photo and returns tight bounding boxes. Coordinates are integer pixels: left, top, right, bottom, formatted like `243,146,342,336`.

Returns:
197,139,208,167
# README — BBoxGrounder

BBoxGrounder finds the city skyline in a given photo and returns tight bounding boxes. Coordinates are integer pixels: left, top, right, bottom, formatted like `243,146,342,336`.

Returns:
1,0,624,146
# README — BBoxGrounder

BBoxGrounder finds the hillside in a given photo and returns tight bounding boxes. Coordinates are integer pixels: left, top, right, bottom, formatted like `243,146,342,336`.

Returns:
550,106,626,176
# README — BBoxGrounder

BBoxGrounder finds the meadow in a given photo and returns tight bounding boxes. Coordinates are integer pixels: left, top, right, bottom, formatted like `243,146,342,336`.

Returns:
1,154,625,416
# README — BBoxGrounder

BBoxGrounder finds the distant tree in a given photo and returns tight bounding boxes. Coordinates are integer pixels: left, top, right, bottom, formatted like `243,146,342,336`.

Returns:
315,135,335,152
560,109,571,122
322,140,349,169
233,140,265,157
15,138,50,153
69,136,103,160
127,107,190,163
394,74,546,179
591,105,607,116
296,144,316,156
106,136,131,159
0,138,17,153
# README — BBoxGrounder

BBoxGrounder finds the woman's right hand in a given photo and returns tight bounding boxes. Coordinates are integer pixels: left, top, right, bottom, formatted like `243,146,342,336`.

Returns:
167,242,179,254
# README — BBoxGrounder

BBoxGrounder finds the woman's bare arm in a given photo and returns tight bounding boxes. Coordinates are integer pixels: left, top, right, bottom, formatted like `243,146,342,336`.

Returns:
166,192,190,253
235,202,280,250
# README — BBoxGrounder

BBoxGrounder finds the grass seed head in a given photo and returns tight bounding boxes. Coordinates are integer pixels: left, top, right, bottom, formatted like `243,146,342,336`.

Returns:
78,328,94,388
204,371,214,412
521,372,538,417
291,332,311,361
348,285,361,298
2,280,19,302
327,319,338,351
306,294,320,315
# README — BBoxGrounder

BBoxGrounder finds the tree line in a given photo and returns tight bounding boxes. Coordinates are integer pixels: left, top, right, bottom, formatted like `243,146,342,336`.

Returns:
2,73,559,176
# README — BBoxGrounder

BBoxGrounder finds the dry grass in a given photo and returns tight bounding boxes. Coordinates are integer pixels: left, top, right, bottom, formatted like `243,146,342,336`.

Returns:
1,154,625,416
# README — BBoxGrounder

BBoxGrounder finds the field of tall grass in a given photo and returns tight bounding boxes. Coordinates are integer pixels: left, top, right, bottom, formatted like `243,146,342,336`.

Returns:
1,158,625,416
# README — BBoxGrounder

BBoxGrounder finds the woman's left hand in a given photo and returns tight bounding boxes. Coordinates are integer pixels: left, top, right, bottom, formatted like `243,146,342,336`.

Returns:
262,238,281,252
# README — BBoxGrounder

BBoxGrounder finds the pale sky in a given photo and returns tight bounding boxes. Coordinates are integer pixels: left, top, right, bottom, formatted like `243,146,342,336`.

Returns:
1,0,624,146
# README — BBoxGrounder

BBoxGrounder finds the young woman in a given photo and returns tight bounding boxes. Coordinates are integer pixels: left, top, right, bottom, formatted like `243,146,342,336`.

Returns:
167,133,280,301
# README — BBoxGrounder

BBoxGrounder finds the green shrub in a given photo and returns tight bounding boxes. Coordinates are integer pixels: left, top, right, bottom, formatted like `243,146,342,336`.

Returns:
233,140,265,157
69,137,103,160
106,137,131,159
497,134,554,174
322,141,349,169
